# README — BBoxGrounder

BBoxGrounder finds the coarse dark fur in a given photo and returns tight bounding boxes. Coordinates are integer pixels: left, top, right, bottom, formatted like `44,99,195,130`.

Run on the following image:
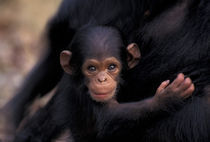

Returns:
14,26,190,142
5,0,178,126
7,0,210,142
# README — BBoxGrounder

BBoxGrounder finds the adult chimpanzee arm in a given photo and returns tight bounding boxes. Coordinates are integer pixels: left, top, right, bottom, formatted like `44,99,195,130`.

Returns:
14,99,62,142
3,7,74,127
3,50,63,126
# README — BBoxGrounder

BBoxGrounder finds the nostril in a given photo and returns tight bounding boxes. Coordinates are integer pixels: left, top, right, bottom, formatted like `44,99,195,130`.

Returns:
98,78,102,82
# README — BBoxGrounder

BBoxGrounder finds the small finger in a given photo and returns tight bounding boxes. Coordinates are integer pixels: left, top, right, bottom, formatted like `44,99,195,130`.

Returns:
171,73,185,88
181,84,195,98
156,80,170,94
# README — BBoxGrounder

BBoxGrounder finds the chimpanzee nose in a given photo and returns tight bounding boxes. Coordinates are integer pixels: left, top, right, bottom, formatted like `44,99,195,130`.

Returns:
97,72,108,83
98,77,107,83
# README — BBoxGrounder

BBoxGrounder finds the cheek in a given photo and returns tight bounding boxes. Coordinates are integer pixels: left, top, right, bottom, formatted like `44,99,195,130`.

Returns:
108,70,121,82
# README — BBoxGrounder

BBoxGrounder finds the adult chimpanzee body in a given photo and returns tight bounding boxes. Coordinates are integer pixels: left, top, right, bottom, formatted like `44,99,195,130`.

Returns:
4,0,179,126
14,26,194,142
123,1,210,141
4,0,210,142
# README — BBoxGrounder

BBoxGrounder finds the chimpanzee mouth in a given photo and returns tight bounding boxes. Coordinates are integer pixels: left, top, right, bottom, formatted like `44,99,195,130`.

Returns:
91,90,114,96
90,90,115,101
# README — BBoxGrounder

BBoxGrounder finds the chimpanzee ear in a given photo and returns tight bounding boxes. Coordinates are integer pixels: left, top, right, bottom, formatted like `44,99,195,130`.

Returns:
60,50,73,74
126,43,141,69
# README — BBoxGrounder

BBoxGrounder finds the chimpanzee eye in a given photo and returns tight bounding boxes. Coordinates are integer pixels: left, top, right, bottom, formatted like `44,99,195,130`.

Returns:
87,66,96,72
108,64,116,71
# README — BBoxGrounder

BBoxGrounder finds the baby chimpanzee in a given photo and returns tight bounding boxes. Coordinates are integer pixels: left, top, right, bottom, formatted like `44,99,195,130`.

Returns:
14,26,194,142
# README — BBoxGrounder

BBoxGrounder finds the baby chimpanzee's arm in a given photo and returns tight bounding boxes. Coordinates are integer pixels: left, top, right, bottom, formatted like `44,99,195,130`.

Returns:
96,73,194,140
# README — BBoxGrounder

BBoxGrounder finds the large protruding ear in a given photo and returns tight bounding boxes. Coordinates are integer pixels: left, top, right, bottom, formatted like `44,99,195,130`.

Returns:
127,43,141,69
60,50,73,74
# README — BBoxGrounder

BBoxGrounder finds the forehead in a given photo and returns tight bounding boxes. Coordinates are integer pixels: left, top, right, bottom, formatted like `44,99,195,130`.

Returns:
81,27,124,60
85,43,122,60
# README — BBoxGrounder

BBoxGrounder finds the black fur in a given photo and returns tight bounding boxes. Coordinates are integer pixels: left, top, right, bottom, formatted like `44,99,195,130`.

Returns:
8,0,210,142
5,0,176,126
14,26,188,142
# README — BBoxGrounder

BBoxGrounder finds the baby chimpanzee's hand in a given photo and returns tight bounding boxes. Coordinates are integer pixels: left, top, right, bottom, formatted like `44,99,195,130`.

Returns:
155,73,195,101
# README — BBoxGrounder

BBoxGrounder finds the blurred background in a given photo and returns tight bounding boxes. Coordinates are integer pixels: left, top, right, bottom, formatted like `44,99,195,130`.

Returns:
0,0,61,107
0,0,61,140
